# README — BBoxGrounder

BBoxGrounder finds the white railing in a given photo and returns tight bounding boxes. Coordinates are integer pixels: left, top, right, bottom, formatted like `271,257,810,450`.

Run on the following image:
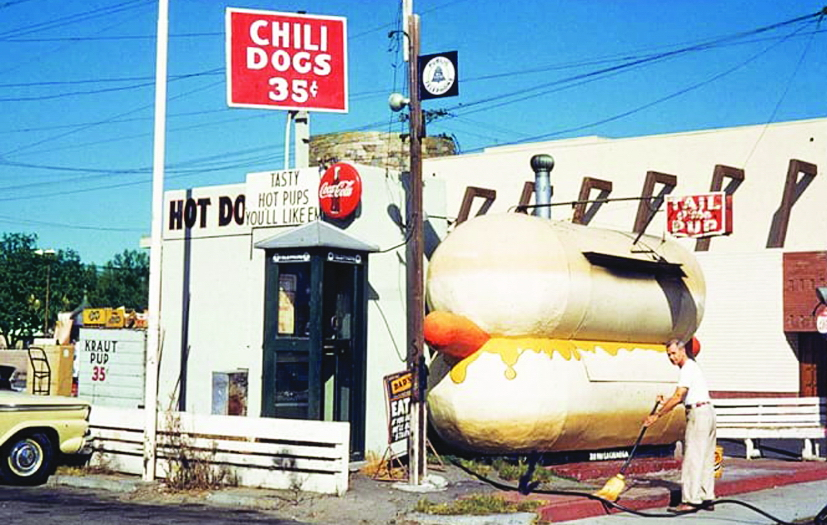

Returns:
87,406,350,495
714,397,826,461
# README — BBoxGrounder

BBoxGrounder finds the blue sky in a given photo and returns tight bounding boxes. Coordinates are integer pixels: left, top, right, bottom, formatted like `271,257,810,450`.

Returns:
1,0,825,264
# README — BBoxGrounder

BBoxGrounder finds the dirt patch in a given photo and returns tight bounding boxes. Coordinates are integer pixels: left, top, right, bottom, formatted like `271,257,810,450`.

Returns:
57,460,605,524
88,463,502,524
251,464,501,525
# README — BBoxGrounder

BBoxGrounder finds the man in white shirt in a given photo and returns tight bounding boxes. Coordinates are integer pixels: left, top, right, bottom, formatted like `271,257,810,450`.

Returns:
644,339,716,513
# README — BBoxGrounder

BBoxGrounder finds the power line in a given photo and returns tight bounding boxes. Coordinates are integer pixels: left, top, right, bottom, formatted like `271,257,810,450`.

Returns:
740,12,825,168
0,0,153,39
441,8,824,118
0,214,143,232
0,68,222,103
1,5,824,205
0,32,218,43
0,0,37,9
0,69,223,89
1,79,224,157
486,18,818,148
463,28,827,84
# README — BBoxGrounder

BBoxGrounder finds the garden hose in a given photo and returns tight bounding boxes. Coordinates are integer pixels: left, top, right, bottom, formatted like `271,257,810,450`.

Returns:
449,457,827,525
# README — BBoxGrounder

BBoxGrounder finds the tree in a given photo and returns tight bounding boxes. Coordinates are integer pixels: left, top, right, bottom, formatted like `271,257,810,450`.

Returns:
88,250,149,311
0,233,42,348
0,233,97,348
0,236,148,348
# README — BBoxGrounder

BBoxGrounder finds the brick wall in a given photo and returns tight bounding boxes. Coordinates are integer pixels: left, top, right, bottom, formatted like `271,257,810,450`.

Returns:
783,251,827,332
309,131,456,171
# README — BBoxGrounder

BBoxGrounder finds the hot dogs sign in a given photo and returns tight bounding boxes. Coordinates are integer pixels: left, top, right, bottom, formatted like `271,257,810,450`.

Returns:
164,164,363,239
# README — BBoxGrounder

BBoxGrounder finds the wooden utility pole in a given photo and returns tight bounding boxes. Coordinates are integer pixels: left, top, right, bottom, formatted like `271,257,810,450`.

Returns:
405,13,427,486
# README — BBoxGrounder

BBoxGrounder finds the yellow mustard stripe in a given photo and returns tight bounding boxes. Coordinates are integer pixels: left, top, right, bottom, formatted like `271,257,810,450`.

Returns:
448,338,665,384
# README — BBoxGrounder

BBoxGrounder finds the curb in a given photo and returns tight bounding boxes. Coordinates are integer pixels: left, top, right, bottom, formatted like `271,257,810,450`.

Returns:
534,459,827,522
205,490,286,510
406,512,538,525
50,474,151,493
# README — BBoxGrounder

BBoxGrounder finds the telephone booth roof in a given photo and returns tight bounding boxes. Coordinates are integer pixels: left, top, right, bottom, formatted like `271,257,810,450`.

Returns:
254,219,380,252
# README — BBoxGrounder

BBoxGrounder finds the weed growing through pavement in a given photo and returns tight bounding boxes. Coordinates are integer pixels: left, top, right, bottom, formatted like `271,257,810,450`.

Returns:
57,442,117,475
359,450,406,480
456,455,555,485
414,494,542,515
160,410,239,491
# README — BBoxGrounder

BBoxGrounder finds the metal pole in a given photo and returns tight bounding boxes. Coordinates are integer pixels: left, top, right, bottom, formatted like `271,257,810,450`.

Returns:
284,110,293,169
144,0,169,482
531,154,555,219
405,13,427,486
294,110,310,169
44,263,50,336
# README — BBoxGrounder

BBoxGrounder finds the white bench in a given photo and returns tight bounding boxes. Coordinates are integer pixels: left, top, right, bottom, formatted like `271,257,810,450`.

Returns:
713,397,826,461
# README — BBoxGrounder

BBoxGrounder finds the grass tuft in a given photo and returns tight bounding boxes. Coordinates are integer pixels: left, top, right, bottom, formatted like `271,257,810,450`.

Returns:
414,494,542,515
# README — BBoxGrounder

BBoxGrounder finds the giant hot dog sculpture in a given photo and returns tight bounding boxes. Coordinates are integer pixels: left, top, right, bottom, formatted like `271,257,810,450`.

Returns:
424,213,705,453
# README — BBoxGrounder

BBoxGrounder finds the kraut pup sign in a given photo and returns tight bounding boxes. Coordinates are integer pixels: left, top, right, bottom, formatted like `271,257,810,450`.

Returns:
77,329,147,408
165,164,363,239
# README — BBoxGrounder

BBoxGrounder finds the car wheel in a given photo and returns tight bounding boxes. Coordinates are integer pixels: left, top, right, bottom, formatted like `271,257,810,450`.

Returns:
1,432,55,485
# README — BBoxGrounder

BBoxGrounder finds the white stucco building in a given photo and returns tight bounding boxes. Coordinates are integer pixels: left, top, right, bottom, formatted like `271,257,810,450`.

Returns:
156,117,826,458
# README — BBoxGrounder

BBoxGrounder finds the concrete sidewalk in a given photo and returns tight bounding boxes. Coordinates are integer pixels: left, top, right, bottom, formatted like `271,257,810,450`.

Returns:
516,457,827,523
50,456,827,525
566,479,827,524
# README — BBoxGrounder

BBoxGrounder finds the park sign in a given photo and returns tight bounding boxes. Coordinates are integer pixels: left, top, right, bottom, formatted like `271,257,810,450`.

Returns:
226,8,348,112
666,191,733,238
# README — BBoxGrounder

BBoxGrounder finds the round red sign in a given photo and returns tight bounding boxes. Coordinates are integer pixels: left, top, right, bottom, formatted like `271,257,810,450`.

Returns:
817,308,827,335
319,162,362,219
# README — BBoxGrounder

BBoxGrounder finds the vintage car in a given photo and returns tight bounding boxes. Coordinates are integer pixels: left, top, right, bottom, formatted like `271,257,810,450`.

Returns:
0,384,91,485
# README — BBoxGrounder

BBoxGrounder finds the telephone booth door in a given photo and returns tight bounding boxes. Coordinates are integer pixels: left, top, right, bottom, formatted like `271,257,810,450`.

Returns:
261,248,369,459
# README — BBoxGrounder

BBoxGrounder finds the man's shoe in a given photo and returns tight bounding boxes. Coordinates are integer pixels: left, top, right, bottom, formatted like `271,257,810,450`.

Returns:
667,504,698,513
700,500,716,511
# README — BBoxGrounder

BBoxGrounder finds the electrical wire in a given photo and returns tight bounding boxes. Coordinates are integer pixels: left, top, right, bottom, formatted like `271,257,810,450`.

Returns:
741,11,825,168
438,8,823,119
1,7,824,206
0,0,37,9
0,1,156,80
0,214,142,232
0,31,218,43
0,78,224,157
0,68,223,102
0,0,153,39
3,7,819,159
455,16,819,149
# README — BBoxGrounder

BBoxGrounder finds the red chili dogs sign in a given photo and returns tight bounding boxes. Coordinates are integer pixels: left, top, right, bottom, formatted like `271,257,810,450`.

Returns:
319,162,362,219
226,8,348,112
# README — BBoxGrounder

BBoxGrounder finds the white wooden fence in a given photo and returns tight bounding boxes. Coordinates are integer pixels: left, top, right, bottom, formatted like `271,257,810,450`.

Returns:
87,406,350,495
714,397,826,460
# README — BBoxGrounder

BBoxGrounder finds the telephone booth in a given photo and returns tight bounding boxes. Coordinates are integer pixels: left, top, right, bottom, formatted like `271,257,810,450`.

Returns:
256,221,378,459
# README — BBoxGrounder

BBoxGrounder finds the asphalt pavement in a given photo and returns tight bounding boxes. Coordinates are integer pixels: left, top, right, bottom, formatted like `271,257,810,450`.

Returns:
48,456,827,525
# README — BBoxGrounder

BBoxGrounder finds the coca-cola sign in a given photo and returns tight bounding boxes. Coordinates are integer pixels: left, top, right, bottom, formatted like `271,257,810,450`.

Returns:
319,162,362,219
